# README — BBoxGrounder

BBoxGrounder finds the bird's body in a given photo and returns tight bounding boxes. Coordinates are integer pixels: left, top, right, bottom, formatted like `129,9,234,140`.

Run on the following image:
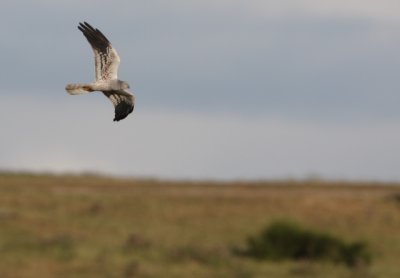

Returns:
65,22,134,121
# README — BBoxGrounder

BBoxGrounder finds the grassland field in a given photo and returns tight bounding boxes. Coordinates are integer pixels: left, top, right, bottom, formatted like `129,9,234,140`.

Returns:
0,172,399,277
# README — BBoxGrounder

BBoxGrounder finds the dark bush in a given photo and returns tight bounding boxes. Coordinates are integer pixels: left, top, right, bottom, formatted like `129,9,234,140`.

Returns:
243,220,371,267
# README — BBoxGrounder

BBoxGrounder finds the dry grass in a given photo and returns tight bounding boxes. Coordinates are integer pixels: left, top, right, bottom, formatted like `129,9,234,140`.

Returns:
0,172,399,277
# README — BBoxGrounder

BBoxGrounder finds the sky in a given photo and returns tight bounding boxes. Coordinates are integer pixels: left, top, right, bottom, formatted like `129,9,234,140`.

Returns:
1,0,400,181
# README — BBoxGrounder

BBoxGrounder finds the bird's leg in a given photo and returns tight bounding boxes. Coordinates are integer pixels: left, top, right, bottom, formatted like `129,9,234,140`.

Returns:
82,85,94,92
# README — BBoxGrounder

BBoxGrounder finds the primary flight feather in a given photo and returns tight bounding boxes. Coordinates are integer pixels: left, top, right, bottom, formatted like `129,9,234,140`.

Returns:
66,22,135,121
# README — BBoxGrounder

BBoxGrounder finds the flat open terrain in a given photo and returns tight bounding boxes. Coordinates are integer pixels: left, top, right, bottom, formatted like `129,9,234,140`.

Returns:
0,173,399,277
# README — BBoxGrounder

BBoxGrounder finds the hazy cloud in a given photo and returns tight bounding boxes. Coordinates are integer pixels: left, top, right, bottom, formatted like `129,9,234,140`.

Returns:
1,1,399,180
1,95,400,181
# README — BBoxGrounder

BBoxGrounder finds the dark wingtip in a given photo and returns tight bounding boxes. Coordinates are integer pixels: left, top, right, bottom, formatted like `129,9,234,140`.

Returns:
78,21,90,27
78,21,86,29
77,21,110,47
78,21,94,32
113,102,134,122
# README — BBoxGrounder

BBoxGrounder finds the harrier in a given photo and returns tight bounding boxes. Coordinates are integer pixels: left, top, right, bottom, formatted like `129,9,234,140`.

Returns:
66,22,134,121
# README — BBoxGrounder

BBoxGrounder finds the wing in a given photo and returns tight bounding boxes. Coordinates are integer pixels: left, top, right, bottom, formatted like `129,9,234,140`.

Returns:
78,22,120,81
103,90,135,121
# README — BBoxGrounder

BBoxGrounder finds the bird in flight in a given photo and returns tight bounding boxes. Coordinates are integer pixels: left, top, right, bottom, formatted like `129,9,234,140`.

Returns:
66,22,134,121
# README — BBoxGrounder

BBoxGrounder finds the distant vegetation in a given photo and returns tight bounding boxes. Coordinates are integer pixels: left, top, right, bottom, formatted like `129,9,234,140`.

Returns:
241,220,371,267
0,172,399,277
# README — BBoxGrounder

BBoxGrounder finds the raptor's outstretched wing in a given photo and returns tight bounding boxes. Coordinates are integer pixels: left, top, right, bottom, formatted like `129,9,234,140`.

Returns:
102,90,135,122
78,22,120,81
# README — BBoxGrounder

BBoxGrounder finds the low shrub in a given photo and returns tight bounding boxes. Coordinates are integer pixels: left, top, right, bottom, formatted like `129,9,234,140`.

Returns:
243,220,371,267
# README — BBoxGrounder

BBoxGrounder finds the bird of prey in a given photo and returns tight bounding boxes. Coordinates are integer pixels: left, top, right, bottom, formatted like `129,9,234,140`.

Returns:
65,22,134,121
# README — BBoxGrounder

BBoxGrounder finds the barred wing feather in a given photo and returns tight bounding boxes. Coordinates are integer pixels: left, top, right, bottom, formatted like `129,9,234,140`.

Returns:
103,90,134,122
78,22,120,81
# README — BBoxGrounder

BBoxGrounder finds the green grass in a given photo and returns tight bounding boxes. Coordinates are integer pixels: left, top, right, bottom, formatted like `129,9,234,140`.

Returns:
0,173,399,277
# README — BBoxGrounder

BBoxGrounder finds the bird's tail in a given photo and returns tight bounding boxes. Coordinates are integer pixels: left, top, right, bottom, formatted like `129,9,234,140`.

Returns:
65,83,94,95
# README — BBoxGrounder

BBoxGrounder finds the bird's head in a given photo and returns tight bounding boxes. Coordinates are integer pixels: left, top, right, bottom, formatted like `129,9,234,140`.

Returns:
119,80,130,90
